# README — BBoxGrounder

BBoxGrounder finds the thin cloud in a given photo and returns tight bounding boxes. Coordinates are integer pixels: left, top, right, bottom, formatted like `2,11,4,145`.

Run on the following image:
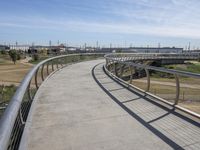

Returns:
1,18,200,39
0,0,200,42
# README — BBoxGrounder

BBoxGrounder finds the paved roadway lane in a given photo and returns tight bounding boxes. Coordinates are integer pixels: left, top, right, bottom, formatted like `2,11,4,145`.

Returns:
19,59,200,150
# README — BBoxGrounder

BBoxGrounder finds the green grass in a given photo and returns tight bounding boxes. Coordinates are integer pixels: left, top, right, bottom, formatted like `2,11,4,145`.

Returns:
164,61,200,74
0,84,17,103
28,54,103,64
131,80,200,114
0,58,6,64
0,54,10,64
150,61,200,79
0,84,17,116
28,55,50,64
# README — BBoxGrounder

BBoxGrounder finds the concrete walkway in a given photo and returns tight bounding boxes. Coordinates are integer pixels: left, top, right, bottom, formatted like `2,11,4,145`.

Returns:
19,60,200,150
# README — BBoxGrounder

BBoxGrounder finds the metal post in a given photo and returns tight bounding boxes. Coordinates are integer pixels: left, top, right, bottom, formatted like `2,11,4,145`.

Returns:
106,59,108,68
120,64,124,78
107,59,109,70
52,60,54,71
109,60,111,72
60,58,63,67
56,59,59,69
114,61,117,75
35,68,39,89
47,62,49,75
19,108,25,125
145,68,150,92
129,65,133,84
41,64,45,81
174,74,180,105
27,81,32,101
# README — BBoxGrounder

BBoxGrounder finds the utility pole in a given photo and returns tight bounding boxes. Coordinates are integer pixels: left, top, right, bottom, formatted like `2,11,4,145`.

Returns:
84,43,87,51
49,40,52,51
158,43,160,53
49,40,52,54
188,42,191,51
15,41,18,50
49,40,51,47
96,41,98,50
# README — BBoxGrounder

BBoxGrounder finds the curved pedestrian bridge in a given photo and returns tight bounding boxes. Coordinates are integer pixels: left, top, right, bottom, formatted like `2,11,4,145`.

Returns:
18,59,200,150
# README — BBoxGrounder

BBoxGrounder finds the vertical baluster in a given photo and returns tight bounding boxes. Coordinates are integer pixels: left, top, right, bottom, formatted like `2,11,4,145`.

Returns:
145,68,150,92
47,62,49,75
129,65,133,84
41,64,45,81
174,74,180,105
52,60,54,71
56,59,59,69
35,68,39,89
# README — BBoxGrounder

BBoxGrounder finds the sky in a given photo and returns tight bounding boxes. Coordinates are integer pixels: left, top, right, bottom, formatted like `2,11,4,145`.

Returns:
0,0,200,48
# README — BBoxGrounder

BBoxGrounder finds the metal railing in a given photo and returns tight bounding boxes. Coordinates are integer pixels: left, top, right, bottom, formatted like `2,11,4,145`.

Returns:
104,53,200,118
105,53,200,61
0,53,104,150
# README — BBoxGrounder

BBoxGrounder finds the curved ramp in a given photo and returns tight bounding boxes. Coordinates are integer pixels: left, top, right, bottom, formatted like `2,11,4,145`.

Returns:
19,60,200,150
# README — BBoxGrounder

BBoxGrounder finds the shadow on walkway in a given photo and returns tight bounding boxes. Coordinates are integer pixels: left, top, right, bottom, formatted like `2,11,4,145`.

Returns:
92,63,200,150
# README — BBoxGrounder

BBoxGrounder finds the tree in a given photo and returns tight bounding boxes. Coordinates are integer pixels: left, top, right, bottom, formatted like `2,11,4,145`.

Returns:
0,50,6,55
39,49,47,56
116,49,122,53
32,54,39,61
9,50,17,64
17,53,21,60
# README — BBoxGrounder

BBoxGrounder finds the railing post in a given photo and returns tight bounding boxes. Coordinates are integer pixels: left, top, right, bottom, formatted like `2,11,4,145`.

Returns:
19,107,25,125
47,62,49,75
174,74,180,105
120,64,124,78
60,58,63,67
35,68,39,89
110,60,113,73
107,59,110,70
41,64,45,81
114,61,117,75
27,81,33,101
106,59,108,68
56,59,59,69
52,60,54,71
108,59,110,69
145,68,150,92
129,65,133,84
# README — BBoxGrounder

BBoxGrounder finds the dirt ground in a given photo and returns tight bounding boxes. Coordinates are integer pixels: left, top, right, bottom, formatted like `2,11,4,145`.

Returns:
0,57,33,85
130,79,200,114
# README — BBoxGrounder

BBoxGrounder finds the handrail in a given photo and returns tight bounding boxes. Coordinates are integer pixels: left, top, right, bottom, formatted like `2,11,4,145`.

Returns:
0,53,104,150
105,53,200,78
104,53,200,118
105,53,200,61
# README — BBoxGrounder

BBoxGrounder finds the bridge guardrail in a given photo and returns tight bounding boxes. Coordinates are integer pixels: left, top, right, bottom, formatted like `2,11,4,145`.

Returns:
105,53,200,61
104,53,200,119
0,53,104,150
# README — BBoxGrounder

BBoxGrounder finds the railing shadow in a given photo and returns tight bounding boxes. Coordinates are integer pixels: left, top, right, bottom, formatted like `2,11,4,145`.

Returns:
92,63,200,150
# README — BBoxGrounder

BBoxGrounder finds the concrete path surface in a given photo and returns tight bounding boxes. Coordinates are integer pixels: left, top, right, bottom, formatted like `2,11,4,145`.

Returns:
19,59,200,150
